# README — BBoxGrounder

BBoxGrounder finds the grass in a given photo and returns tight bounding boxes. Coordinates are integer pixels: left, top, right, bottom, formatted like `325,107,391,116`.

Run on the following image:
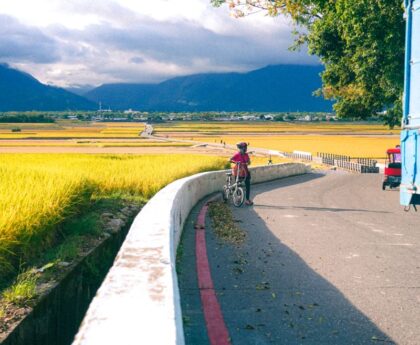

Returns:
208,201,246,245
2,271,38,305
0,153,229,280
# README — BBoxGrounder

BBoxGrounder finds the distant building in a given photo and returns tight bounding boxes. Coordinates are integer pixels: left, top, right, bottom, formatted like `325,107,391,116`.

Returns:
241,115,258,121
98,102,112,112
259,115,274,121
124,109,140,114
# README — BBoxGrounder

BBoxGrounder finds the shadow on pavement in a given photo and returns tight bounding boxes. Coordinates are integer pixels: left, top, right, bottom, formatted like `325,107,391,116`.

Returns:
253,173,390,214
254,204,390,214
208,174,396,345
254,172,325,190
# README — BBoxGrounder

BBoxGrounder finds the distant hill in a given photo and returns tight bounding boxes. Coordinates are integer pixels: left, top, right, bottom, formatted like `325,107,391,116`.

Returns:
0,64,97,111
65,85,96,96
85,65,332,112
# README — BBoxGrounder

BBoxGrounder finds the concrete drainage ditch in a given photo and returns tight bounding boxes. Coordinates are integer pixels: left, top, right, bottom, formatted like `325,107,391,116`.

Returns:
0,204,141,345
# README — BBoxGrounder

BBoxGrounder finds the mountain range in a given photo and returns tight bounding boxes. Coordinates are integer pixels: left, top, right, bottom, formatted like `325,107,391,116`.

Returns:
0,63,97,111
0,63,332,112
85,65,332,112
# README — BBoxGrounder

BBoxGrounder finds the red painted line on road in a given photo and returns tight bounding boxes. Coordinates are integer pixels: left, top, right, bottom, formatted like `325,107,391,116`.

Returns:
195,204,231,345
197,205,207,228
196,230,213,289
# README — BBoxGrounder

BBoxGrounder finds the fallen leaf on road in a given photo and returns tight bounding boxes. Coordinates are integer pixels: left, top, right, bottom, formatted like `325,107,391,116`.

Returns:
371,336,387,342
233,267,244,274
256,282,270,290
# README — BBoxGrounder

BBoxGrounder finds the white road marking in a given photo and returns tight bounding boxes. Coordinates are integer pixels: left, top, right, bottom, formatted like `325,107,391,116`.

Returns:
345,253,360,259
357,221,375,226
368,243,414,247
386,243,414,246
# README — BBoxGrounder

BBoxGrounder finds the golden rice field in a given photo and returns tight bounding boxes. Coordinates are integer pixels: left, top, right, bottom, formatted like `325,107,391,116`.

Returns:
0,121,401,158
0,141,192,148
154,122,400,135
151,122,400,158
184,135,400,158
0,121,400,140
0,154,228,277
0,121,145,139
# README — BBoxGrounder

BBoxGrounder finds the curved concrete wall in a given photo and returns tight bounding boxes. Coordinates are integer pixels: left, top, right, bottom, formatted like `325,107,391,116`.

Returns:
72,163,309,345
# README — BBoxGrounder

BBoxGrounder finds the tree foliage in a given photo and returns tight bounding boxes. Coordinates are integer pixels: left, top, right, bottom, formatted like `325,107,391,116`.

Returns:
0,114,55,123
212,0,405,126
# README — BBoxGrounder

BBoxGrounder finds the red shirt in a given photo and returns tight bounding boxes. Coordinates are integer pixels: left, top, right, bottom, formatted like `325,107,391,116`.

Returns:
231,152,250,177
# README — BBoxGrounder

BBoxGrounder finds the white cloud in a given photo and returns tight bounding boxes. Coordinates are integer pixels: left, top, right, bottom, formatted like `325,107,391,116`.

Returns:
0,0,319,87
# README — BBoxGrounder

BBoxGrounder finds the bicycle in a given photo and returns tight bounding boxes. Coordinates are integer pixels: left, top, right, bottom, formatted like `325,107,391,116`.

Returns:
222,162,246,207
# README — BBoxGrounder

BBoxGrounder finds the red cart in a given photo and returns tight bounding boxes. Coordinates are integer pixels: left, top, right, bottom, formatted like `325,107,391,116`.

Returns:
382,148,401,190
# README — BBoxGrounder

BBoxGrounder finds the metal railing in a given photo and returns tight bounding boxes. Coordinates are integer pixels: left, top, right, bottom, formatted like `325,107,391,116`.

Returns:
355,158,378,167
334,160,379,173
283,151,313,161
281,151,380,174
317,152,351,162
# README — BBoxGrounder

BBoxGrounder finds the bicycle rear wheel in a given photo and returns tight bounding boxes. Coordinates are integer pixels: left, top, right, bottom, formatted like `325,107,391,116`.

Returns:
232,187,245,207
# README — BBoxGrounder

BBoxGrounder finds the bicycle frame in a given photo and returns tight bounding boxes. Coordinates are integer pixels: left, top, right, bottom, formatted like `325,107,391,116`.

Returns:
224,162,245,195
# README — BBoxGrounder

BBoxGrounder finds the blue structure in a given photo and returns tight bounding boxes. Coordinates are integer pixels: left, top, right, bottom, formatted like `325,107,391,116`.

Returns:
401,0,420,206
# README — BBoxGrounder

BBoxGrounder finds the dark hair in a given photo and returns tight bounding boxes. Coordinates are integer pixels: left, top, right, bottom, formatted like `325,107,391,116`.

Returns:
236,142,247,149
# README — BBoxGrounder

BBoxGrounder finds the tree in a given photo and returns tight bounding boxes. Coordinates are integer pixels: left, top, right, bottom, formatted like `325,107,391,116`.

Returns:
212,0,405,126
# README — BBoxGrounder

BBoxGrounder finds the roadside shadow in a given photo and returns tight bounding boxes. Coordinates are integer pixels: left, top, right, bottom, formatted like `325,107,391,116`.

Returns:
207,177,396,344
253,172,325,191
252,173,390,214
254,204,390,214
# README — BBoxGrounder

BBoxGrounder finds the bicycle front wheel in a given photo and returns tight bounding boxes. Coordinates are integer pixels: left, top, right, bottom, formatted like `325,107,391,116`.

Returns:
232,187,245,207
222,186,229,202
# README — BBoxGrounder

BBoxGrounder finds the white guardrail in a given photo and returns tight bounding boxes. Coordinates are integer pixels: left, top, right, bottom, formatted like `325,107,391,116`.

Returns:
72,163,310,345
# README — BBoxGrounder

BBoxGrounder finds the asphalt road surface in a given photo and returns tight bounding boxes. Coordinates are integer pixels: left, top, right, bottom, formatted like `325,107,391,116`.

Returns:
179,171,420,345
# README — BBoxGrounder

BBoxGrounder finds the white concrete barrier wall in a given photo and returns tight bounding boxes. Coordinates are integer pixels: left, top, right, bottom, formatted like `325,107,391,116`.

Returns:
72,163,309,345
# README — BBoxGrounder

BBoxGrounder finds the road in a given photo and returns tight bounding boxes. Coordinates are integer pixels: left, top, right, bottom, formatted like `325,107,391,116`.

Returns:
179,171,420,345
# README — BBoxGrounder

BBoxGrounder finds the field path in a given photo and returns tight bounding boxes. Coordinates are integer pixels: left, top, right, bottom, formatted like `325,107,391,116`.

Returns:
179,172,420,345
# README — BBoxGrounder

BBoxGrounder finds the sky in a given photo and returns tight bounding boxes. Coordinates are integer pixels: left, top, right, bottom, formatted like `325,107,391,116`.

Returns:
0,0,318,88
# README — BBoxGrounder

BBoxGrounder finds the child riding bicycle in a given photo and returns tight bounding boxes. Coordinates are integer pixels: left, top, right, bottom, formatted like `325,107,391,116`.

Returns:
230,142,253,206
